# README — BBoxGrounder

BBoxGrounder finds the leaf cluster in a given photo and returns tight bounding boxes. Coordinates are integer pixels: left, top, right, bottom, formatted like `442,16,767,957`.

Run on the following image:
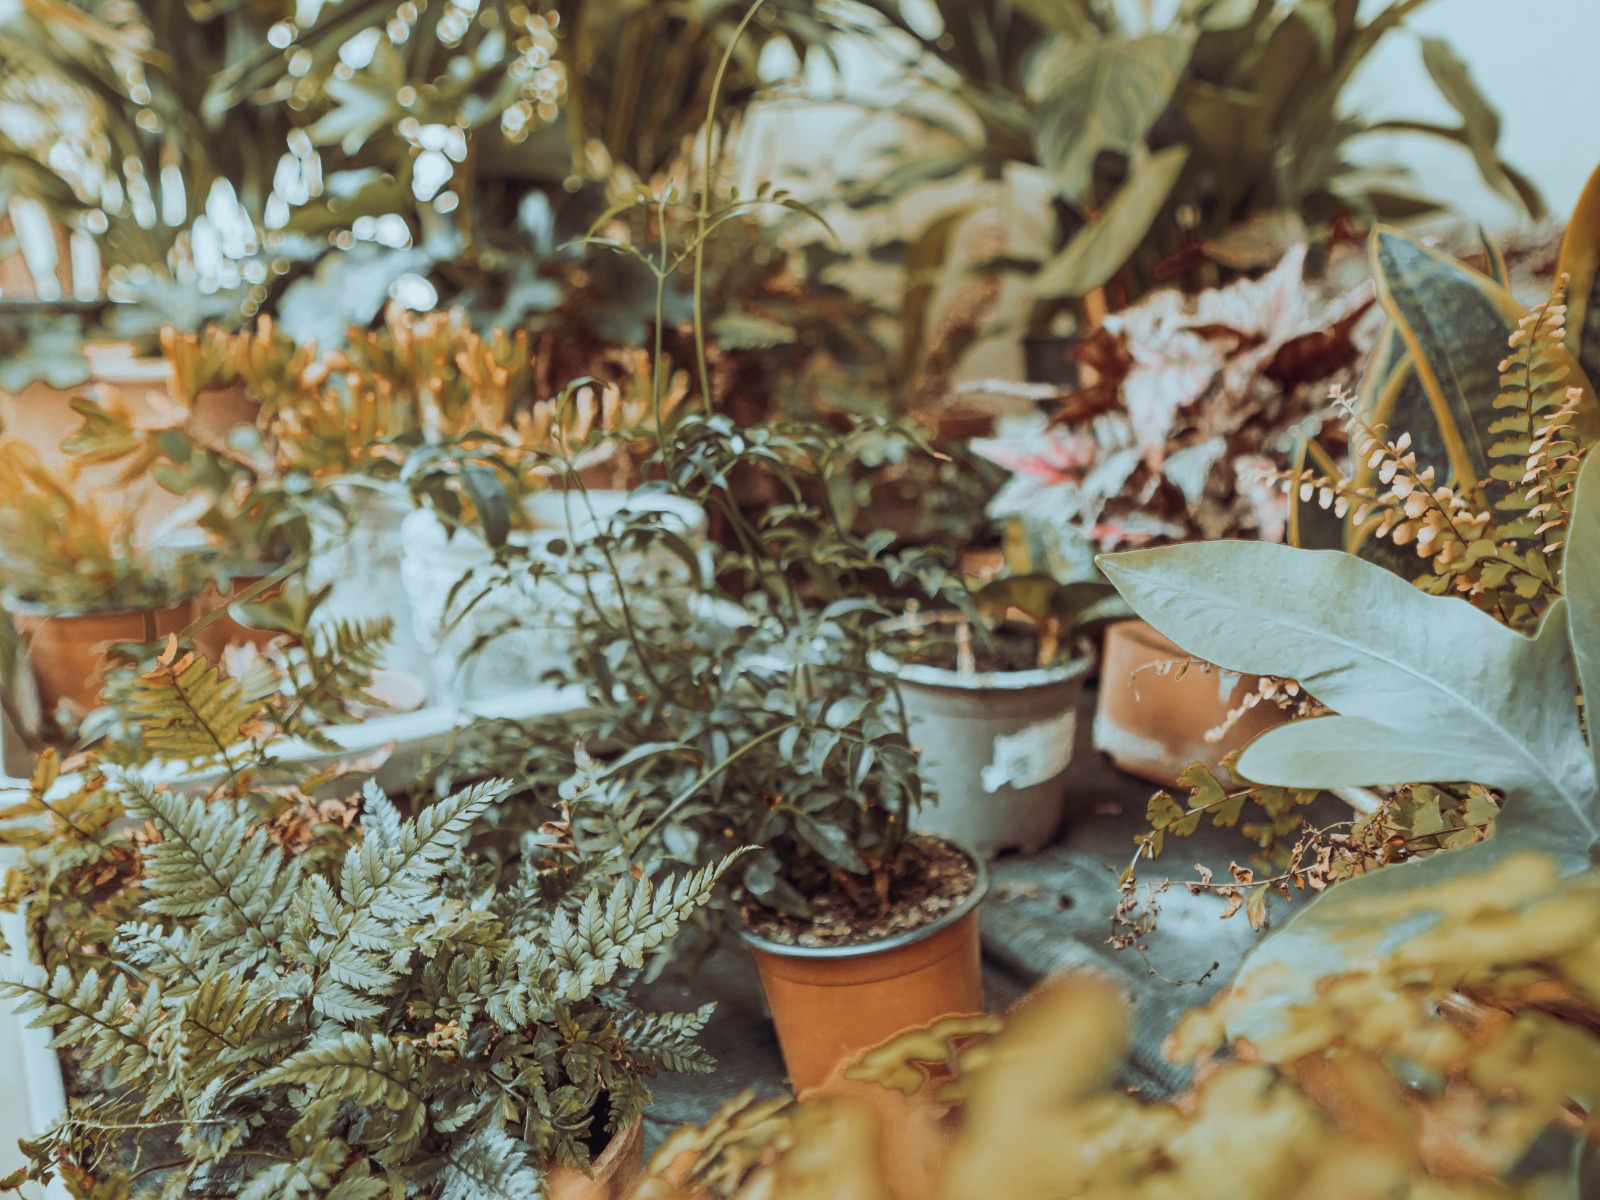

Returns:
1,693,734,1198
423,414,966,938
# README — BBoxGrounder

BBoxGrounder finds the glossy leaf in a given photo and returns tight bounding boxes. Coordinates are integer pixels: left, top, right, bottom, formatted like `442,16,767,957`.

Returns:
1370,226,1524,490
1562,451,1600,791
1558,161,1600,388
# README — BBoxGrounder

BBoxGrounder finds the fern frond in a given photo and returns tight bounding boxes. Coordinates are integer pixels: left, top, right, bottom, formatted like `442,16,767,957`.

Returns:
127,783,300,969
124,649,266,765
279,617,395,737
613,1004,718,1075
1,968,175,1106
252,1031,427,1164
339,780,510,928
433,1125,544,1200
545,853,744,1000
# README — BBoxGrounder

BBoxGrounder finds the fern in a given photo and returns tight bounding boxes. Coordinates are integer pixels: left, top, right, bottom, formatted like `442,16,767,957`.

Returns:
254,1031,428,1164
123,646,266,765
278,616,396,740
5,748,726,1196
545,855,743,999
433,1125,545,1200
127,781,301,969
339,779,510,923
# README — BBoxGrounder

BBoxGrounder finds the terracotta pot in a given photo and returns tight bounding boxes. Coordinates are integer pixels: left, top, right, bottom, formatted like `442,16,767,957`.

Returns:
742,851,988,1095
546,1120,644,1200
17,599,194,713
194,574,288,658
1092,619,1285,786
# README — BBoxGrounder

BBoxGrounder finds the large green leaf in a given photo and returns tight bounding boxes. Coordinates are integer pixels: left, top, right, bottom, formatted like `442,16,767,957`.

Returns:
1418,36,1529,216
1031,147,1189,300
1026,31,1194,207
1099,541,1597,862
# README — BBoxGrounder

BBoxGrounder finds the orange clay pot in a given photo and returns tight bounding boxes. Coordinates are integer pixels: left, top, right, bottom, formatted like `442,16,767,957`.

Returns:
546,1120,644,1200
741,851,988,1096
1092,619,1285,787
17,599,194,714
194,574,290,659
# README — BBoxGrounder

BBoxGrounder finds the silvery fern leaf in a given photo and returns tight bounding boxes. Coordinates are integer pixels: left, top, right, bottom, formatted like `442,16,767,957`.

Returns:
340,779,512,926
545,854,744,1000
360,779,404,845
612,1005,717,1075
0,968,177,1111
126,782,300,969
251,1032,427,1165
434,1124,544,1200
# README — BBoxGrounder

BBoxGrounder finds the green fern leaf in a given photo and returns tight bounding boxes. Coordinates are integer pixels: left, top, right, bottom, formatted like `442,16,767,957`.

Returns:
252,1031,427,1164
128,782,300,968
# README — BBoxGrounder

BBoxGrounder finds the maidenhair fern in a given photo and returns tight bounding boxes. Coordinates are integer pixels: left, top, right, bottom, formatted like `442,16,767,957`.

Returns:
2,725,738,1197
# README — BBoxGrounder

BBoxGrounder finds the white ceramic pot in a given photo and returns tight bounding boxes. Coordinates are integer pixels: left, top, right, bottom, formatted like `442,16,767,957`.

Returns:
400,489,706,703
306,484,437,691
873,616,1093,858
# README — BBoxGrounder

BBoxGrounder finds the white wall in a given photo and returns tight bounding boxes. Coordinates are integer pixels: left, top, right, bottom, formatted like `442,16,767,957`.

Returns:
1348,0,1600,229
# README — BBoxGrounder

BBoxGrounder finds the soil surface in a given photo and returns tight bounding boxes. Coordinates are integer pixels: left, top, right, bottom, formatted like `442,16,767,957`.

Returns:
742,835,979,948
903,627,1043,673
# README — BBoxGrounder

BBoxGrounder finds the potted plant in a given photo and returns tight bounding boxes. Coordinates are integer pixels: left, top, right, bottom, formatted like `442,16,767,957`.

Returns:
630,376,1600,1200
0,650,740,1199
0,439,200,723
869,575,1125,857
833,0,1534,378
446,414,988,1095
968,244,1378,783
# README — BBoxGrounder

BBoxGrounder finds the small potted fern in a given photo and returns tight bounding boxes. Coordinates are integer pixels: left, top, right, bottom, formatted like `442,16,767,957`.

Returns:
0,438,199,721
0,647,739,1199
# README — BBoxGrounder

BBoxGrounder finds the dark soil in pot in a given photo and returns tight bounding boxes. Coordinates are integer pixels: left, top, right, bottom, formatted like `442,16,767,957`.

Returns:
740,835,978,949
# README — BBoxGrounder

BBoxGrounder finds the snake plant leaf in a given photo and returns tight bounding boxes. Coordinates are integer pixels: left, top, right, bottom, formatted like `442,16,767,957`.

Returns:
1370,226,1525,490
1285,436,1344,551
1562,452,1600,791
1031,147,1190,300
1099,541,1598,863
1026,31,1194,208
1558,162,1600,388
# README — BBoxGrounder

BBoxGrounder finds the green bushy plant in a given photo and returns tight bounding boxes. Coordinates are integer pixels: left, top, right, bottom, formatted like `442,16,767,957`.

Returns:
424,413,966,939
0,657,739,1197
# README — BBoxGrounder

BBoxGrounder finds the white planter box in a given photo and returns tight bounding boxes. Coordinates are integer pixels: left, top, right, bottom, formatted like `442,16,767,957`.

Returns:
0,682,587,798
0,868,69,1200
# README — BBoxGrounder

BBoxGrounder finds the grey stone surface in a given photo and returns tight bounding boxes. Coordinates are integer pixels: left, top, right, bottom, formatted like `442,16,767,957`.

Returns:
638,687,1338,1151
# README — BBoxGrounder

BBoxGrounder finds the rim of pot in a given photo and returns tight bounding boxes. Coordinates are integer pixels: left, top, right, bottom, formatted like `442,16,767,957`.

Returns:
737,837,989,960
870,612,1095,692
7,593,197,621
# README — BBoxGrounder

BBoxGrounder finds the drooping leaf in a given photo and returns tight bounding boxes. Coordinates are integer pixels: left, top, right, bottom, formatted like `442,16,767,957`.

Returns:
1099,541,1597,862
1557,161,1600,389
1562,451,1600,793
1032,147,1190,300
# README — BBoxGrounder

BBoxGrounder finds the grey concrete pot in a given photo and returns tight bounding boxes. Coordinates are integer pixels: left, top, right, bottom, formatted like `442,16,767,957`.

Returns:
874,618,1093,858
